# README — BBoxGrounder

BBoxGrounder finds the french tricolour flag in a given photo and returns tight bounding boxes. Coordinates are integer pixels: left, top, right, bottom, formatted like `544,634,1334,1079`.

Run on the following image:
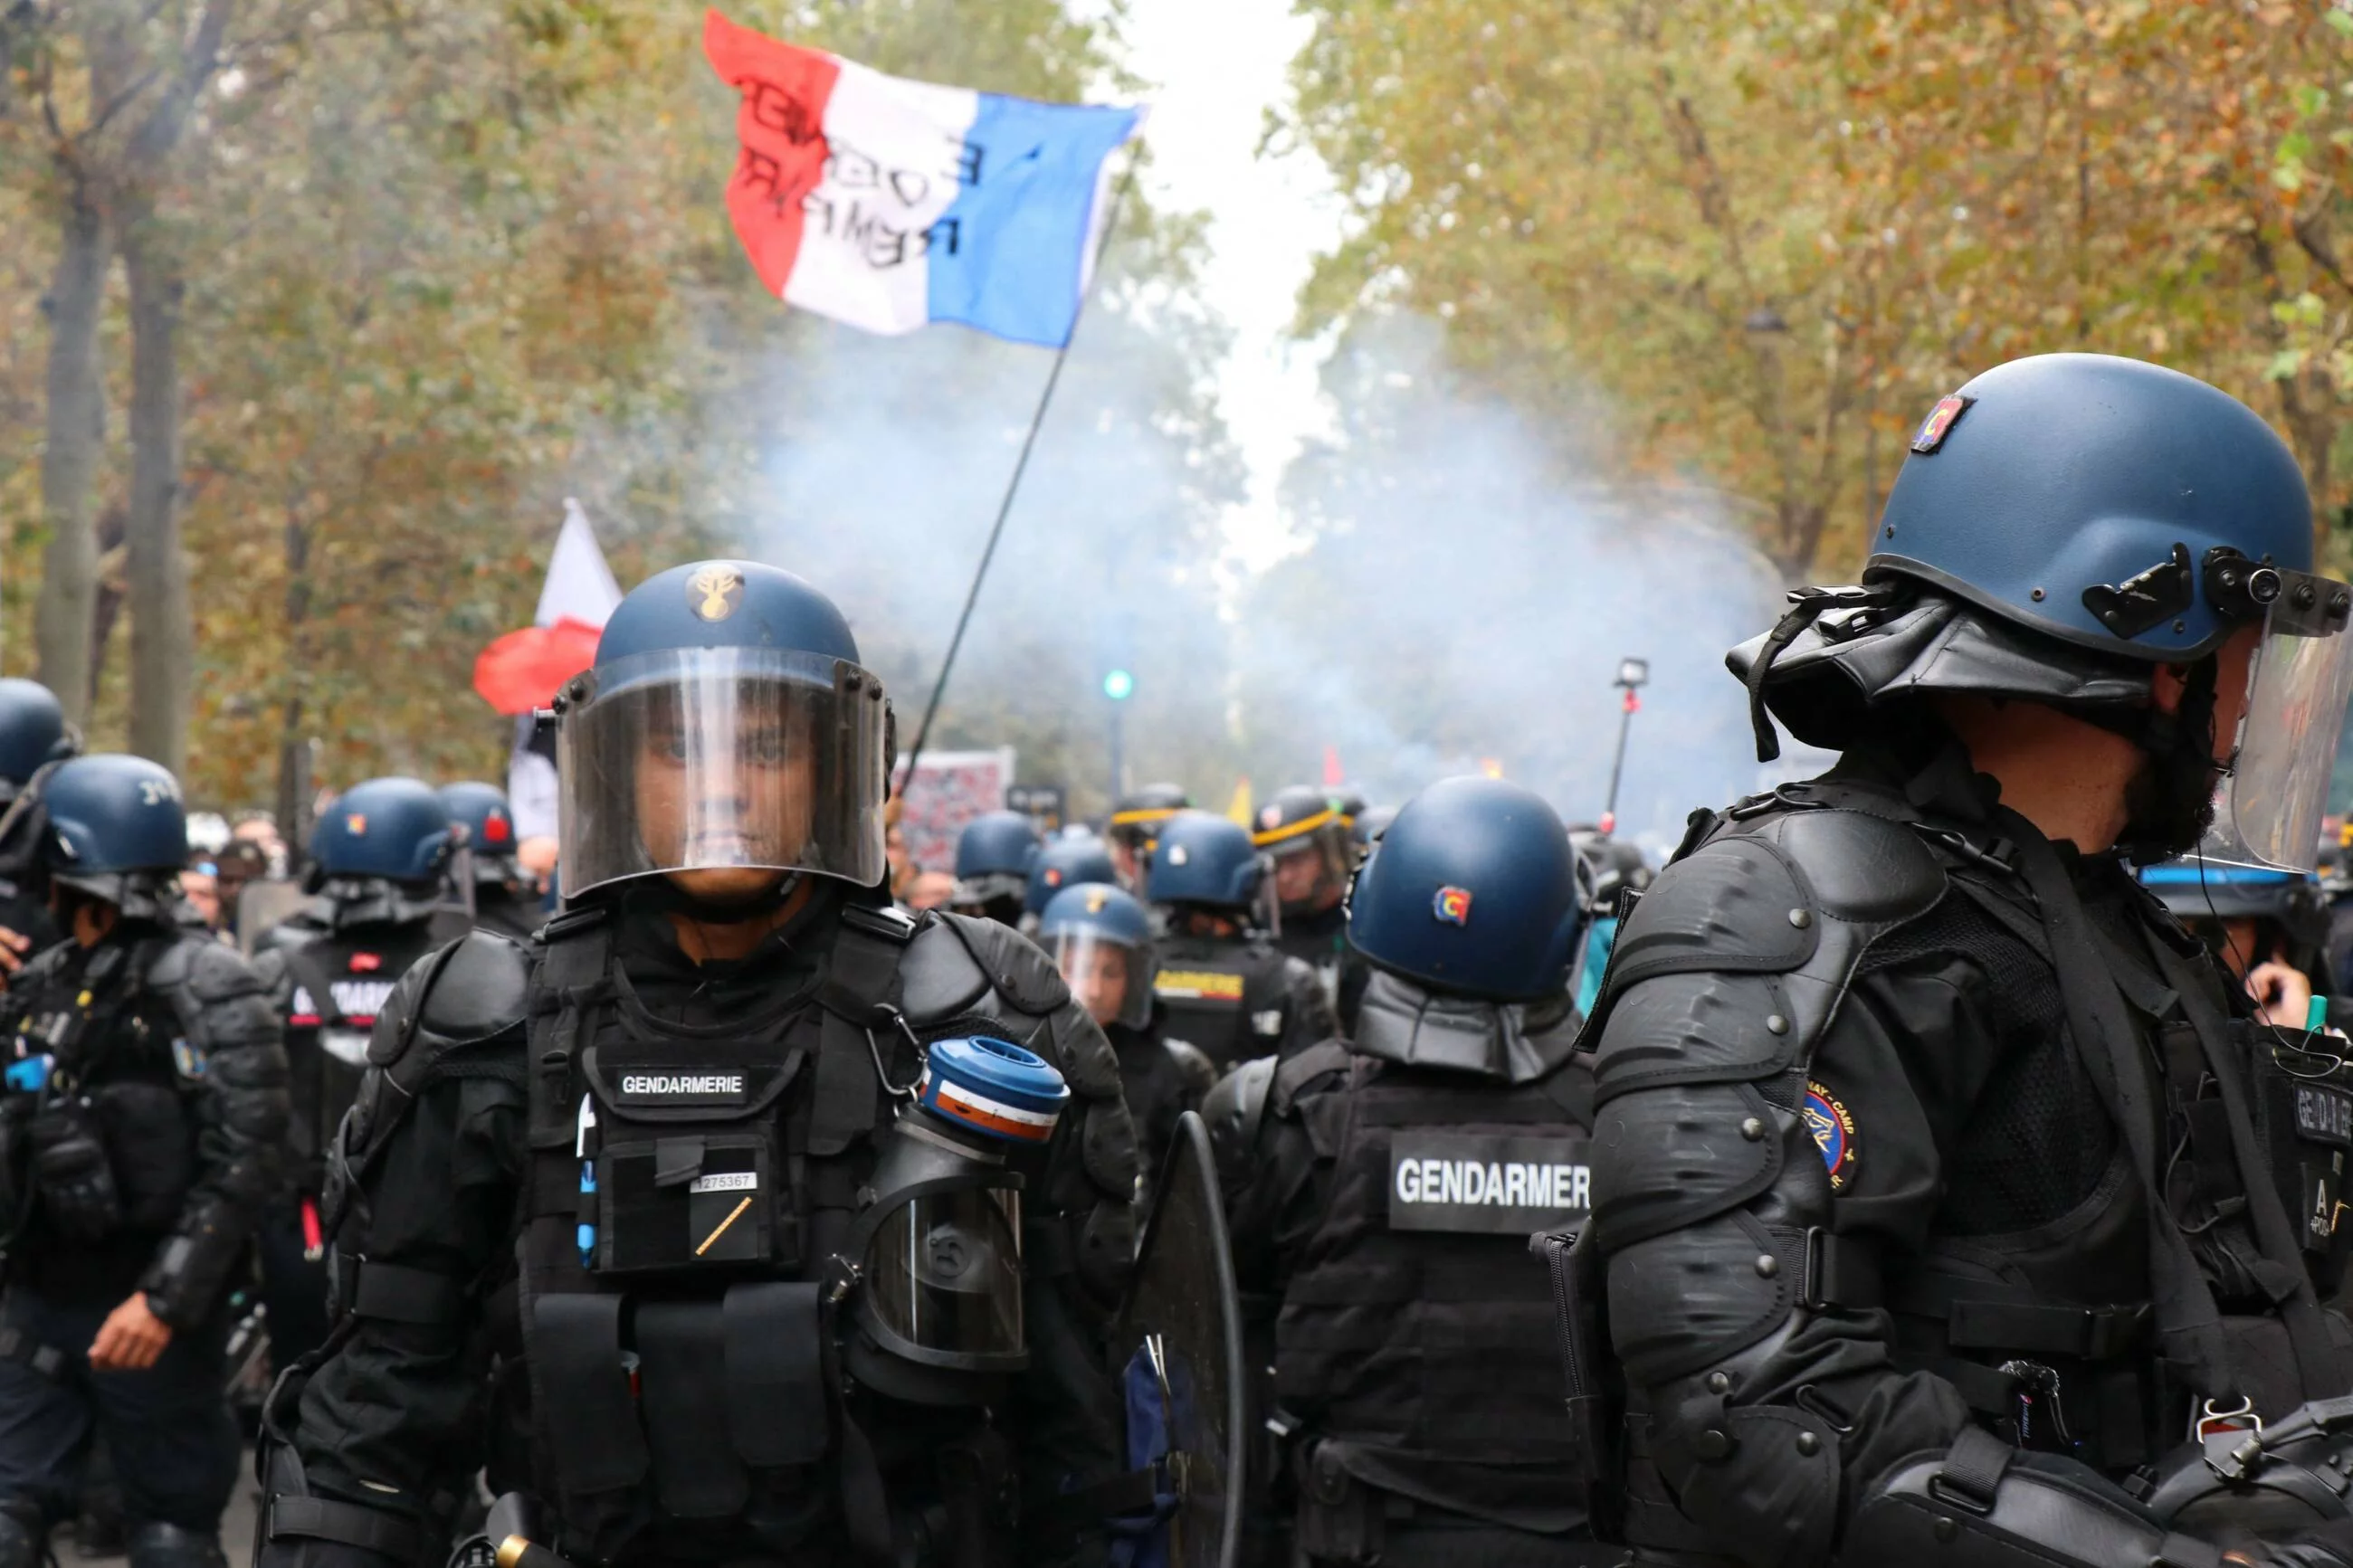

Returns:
703,11,1143,348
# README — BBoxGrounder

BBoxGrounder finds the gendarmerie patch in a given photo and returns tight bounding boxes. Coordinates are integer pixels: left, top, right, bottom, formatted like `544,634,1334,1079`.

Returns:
612,1069,752,1107
1805,1079,1859,1192
1387,1130,1591,1234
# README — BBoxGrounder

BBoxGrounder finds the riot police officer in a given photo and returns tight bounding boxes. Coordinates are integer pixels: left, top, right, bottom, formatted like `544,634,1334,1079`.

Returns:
1106,784,1188,893
1206,777,1602,1568
255,561,1139,1568
1252,786,1356,995
2142,860,2340,1031
438,780,543,942
250,777,457,1373
1036,881,1208,1186
0,678,79,960
1022,835,1117,928
1567,833,1651,1020
1572,354,2353,1565
950,809,1042,927
1147,810,1334,1073
0,755,288,1568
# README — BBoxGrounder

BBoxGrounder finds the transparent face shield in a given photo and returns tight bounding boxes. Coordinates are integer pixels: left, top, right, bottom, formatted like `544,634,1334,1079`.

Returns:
1052,928,1154,1031
1265,826,1352,920
2200,570,2353,873
556,647,891,898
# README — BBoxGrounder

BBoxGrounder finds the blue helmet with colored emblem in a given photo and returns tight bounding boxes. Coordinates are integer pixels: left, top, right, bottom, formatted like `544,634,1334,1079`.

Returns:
1145,810,1264,911
437,781,520,881
555,561,891,898
310,776,455,884
1037,881,1157,1030
38,754,187,917
2139,860,2329,970
1736,353,2353,872
1346,776,1585,1003
1024,833,1117,916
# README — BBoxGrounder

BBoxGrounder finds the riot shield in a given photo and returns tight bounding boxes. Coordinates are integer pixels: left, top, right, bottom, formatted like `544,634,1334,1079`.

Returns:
1106,1109,1245,1568
234,879,314,955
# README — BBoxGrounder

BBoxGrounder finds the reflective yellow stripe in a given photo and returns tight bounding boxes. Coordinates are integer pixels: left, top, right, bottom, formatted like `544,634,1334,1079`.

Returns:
1253,808,1341,848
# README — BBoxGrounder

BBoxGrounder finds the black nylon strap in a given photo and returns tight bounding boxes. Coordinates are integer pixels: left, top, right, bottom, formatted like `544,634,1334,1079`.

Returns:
1998,813,2229,1394
1272,1039,1350,1115
266,1496,427,1562
809,922,902,1156
2143,934,2348,1400
1935,1422,2015,1510
347,1258,467,1325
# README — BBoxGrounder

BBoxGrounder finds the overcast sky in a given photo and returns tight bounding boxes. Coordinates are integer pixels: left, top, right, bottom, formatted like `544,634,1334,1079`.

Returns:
1118,0,1348,572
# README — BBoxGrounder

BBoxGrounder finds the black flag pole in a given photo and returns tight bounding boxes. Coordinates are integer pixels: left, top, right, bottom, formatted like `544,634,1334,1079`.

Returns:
892,153,1142,801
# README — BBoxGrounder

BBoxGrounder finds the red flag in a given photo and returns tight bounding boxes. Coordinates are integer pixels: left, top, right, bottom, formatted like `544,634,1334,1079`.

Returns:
1322,745,1345,788
703,10,841,298
472,617,604,716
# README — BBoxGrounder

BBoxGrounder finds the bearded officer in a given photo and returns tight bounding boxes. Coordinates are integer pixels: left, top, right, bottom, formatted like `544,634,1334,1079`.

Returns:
253,561,1138,1568
1577,354,2353,1566
0,755,287,1568
250,777,457,1373
1207,777,1603,1568
1148,810,1334,1075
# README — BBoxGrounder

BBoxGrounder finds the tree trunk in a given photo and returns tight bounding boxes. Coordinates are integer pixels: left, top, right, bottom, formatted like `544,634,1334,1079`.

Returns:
121,209,195,775
34,179,108,718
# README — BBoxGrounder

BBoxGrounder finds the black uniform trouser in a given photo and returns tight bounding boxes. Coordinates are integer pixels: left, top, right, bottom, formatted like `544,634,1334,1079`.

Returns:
255,1197,332,1373
0,1291,238,1534
1295,1509,1623,1568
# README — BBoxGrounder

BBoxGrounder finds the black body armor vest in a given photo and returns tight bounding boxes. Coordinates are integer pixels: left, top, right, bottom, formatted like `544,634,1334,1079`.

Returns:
1153,933,1291,1072
510,903,1006,1567
279,920,442,1192
1276,1041,1593,1523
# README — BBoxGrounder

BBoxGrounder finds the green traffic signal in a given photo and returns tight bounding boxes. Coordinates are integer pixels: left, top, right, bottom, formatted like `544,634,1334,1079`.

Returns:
1102,668,1135,701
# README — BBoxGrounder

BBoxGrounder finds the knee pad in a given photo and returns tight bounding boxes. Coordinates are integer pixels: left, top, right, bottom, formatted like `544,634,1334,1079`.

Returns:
128,1520,228,1568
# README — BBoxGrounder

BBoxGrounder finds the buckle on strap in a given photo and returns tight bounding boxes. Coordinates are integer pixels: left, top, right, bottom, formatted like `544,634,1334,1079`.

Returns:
1926,1425,2014,1516
1798,1227,1882,1311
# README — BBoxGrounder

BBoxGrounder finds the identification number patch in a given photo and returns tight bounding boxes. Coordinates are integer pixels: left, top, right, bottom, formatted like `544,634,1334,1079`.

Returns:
2296,1083,2353,1149
1388,1131,1591,1235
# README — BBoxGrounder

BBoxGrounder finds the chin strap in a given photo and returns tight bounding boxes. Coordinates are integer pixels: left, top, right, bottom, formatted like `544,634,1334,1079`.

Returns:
1745,585,1908,763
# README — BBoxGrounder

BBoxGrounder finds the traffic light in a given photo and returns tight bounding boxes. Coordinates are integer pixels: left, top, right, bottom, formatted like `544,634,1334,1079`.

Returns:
1102,668,1135,701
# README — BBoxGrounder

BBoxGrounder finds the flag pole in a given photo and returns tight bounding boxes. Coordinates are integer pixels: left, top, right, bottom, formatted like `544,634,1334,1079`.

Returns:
893,154,1141,801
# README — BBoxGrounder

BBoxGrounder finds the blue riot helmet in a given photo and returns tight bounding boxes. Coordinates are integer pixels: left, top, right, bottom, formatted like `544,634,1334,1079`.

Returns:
1107,782,1189,889
1348,777,1586,1003
1024,833,1116,917
1146,810,1265,914
953,811,1043,920
39,754,187,918
0,679,74,797
1736,354,2353,871
1254,784,1358,922
1038,881,1157,1031
311,777,453,885
556,561,891,900
2140,860,2331,976
438,781,519,870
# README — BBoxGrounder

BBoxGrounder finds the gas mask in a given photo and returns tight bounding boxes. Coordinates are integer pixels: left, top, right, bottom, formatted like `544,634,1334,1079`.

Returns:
844,1035,1068,1405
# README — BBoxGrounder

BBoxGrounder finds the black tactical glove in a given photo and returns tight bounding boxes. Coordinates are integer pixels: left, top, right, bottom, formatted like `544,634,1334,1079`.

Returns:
29,1104,119,1239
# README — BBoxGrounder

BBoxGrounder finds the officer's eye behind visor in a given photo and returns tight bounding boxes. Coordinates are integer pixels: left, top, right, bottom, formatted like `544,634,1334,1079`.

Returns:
2201,563,2353,873
557,646,890,897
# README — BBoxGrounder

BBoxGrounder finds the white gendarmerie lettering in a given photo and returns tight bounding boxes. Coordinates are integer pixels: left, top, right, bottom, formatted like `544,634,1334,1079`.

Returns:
618,1072,747,1097
1394,1155,1590,1212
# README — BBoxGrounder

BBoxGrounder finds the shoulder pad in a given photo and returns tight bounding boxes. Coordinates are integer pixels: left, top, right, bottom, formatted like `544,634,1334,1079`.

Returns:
150,934,268,1004
404,932,532,1054
1161,1038,1217,1098
1272,1037,1351,1116
1203,1053,1276,1182
901,913,1070,1024
1761,807,1948,922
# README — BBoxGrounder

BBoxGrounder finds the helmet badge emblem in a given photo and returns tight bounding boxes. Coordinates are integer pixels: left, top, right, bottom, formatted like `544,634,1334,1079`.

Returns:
346,813,367,835
688,565,746,622
1910,393,1972,454
1433,886,1472,926
1083,887,1110,914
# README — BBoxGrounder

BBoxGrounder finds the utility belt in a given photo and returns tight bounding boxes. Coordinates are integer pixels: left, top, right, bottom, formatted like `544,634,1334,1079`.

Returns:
1289,1440,1611,1568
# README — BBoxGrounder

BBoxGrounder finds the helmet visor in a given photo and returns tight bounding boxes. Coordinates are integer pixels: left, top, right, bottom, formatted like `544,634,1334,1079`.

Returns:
557,647,890,897
2202,570,2353,872
861,1185,1024,1360
1052,927,1153,1031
